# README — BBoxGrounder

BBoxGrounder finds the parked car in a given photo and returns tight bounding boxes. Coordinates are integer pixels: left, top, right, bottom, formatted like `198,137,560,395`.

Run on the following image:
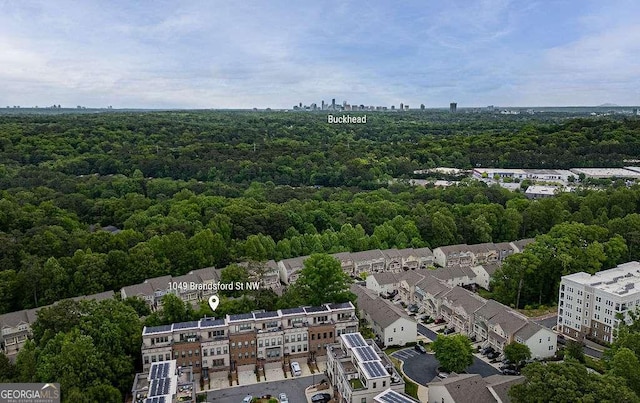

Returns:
291,361,301,376
480,346,494,356
499,364,516,371
279,393,289,403
470,335,476,342
434,318,445,324
311,393,332,403
502,368,520,376
487,351,500,360
437,371,449,379
242,395,253,403
443,328,455,335
415,344,427,354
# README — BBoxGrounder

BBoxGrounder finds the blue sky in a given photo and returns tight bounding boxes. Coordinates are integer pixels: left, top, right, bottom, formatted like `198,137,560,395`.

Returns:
1,0,639,108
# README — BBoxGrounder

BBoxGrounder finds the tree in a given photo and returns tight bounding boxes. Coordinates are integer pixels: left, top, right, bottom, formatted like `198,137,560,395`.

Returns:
0,353,14,381
609,347,640,397
431,334,474,373
292,253,353,306
503,342,531,365
220,264,250,297
159,293,193,324
510,361,639,403
565,340,585,363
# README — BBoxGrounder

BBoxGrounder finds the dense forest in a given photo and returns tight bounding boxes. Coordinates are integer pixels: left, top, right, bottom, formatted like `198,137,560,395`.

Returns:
1,112,640,315
2,110,640,401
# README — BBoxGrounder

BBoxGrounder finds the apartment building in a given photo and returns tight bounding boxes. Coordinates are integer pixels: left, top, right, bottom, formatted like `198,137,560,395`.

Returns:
558,261,640,343
0,291,115,361
140,302,358,374
327,332,406,403
131,360,195,403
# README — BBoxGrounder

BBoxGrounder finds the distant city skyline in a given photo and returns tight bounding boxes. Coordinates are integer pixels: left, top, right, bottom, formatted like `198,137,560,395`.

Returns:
1,1,639,109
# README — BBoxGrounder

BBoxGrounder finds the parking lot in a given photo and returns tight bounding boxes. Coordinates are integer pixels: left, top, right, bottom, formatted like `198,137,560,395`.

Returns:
391,347,500,386
206,376,318,403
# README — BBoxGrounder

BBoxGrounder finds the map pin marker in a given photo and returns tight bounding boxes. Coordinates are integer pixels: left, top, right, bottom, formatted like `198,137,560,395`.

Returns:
208,295,220,312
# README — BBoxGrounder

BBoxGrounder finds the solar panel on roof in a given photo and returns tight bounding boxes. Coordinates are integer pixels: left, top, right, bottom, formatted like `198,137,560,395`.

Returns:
200,318,225,328
173,321,199,330
229,312,254,321
304,305,329,313
280,307,305,315
376,390,416,403
353,345,379,362
254,311,278,319
144,324,172,334
343,333,367,348
329,302,352,310
362,361,388,378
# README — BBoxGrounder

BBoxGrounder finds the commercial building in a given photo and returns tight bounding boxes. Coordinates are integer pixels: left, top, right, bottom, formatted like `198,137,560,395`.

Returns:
558,261,640,343
327,332,405,403
140,302,358,375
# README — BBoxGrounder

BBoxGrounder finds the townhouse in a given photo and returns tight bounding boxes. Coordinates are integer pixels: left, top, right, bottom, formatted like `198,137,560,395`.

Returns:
439,287,486,335
0,291,115,361
140,302,358,374
433,240,533,269
366,272,399,295
121,267,220,311
277,255,309,285
327,332,408,403
558,261,640,344
351,285,417,347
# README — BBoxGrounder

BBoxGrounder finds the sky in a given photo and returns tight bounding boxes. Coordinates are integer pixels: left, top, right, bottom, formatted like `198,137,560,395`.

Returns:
1,0,639,109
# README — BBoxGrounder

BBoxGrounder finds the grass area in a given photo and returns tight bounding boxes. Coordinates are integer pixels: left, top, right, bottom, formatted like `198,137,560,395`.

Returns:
517,305,558,318
390,356,420,400
384,346,406,356
350,378,364,389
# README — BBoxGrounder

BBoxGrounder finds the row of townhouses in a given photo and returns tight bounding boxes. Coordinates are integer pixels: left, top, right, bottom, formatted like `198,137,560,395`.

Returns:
140,302,359,375
558,261,640,344
360,267,557,359
0,291,114,361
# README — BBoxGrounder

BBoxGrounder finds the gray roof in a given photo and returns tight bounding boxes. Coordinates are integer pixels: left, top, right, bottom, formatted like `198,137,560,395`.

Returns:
489,310,528,335
413,247,434,258
71,290,115,303
398,269,429,285
370,272,399,286
485,375,525,403
351,249,385,262
442,287,487,315
478,262,502,276
350,285,413,329
436,244,473,255
331,252,353,263
281,255,309,271
416,275,452,297
514,322,547,341
146,275,173,291
467,243,498,254
511,239,534,253
122,282,154,298
475,300,511,322
189,267,219,282
172,272,199,285
494,242,515,253
0,310,32,328
429,373,495,403
382,248,403,259
431,265,476,281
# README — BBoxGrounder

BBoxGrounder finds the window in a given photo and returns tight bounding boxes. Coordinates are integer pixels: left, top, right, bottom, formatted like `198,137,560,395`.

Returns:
204,349,208,357
144,356,149,365
549,345,554,350
311,334,315,340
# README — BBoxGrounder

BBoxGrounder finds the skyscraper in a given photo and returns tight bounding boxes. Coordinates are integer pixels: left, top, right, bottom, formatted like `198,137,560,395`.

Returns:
450,102,457,113
331,99,336,110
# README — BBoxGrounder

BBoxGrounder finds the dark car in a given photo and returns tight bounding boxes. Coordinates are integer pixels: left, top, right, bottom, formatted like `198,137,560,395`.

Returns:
415,344,427,354
499,364,516,371
311,393,332,403
443,328,455,335
480,346,494,356
502,368,520,375
487,351,500,360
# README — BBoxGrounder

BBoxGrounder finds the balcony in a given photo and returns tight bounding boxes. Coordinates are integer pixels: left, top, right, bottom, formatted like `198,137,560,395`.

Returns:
349,378,365,391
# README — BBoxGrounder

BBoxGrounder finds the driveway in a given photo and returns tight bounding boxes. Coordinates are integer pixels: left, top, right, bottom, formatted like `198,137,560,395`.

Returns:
534,315,557,330
391,348,500,386
206,376,317,403
417,323,438,341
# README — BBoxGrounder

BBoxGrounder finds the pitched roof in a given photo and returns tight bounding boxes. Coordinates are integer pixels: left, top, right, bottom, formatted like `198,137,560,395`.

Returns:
466,243,498,254
281,255,309,272
0,310,31,328
442,287,487,315
350,285,413,329
431,265,476,281
398,269,429,285
478,262,502,277
429,373,495,403
416,275,452,297
369,272,399,286
122,282,154,298
382,248,403,259
189,267,219,282
71,290,115,303
436,244,473,255
332,252,353,263
413,247,434,258
351,249,385,262
511,239,534,253
514,321,548,341
485,375,525,403
494,242,515,252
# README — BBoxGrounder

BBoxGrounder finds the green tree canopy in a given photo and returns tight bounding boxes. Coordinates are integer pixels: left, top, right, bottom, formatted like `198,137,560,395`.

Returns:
291,253,354,306
431,334,474,373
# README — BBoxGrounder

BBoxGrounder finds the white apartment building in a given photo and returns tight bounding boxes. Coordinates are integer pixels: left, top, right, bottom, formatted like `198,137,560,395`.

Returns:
327,332,405,403
558,261,640,343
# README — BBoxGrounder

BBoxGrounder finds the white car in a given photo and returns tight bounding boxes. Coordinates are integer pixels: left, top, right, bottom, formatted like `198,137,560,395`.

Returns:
291,361,302,376
242,395,253,403
279,392,289,403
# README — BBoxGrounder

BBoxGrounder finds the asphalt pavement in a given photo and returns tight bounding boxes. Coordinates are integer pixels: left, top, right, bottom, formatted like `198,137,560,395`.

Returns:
392,348,500,386
206,375,317,403
417,323,438,341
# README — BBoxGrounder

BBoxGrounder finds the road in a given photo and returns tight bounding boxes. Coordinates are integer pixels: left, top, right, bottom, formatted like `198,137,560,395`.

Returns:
533,314,604,358
206,376,316,403
417,323,438,341
392,348,500,386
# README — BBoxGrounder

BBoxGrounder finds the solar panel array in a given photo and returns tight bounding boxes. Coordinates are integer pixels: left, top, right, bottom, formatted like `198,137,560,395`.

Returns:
143,324,172,335
361,360,388,379
329,302,352,310
144,397,167,403
375,390,417,403
173,321,199,330
343,332,367,348
353,345,379,362
280,307,305,315
229,312,254,321
149,362,170,380
199,318,225,328
304,305,329,313
254,311,279,319
149,378,170,396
